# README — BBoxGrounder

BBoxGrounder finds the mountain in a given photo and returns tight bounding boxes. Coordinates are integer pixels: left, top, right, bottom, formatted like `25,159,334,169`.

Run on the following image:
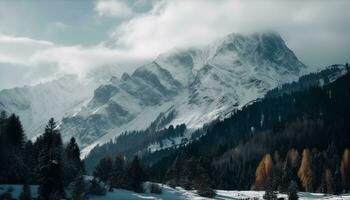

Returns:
84,63,347,172
0,75,93,138
60,32,307,155
0,65,123,139
146,65,350,190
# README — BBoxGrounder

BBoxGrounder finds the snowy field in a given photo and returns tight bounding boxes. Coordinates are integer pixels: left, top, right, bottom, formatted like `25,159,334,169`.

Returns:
2,183,350,200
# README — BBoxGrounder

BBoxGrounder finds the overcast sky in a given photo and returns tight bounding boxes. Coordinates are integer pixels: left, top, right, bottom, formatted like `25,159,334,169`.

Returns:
0,0,349,90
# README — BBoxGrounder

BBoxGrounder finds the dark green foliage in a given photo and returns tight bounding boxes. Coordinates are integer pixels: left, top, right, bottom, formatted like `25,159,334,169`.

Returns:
0,114,89,198
19,184,31,200
93,157,113,183
110,155,126,189
88,178,106,196
64,137,85,186
37,118,64,200
127,156,145,193
147,67,350,191
5,114,25,148
0,112,27,183
70,173,88,200
85,123,186,173
288,181,299,200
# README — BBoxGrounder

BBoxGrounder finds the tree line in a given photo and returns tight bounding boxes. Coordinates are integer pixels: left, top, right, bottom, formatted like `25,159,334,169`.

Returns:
0,114,85,200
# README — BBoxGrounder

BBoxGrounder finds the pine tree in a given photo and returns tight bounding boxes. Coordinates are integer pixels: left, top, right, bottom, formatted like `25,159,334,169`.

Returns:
127,156,145,193
38,118,64,200
110,155,126,189
65,137,85,186
287,181,299,200
93,157,113,183
71,173,88,200
5,114,25,148
298,149,313,192
19,184,31,200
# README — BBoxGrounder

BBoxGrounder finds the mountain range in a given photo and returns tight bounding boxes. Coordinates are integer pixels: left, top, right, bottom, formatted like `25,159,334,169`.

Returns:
0,32,309,156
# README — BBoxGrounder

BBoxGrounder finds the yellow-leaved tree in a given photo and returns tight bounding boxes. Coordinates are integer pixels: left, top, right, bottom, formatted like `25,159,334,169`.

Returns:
255,154,273,190
298,149,313,192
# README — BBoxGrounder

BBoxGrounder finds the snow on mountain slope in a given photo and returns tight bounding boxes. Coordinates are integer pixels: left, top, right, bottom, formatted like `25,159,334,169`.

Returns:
0,75,94,138
60,32,307,155
0,65,123,139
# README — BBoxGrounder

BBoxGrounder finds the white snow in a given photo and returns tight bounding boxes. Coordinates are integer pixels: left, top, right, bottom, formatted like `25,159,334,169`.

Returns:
88,182,350,200
2,183,349,200
64,32,310,157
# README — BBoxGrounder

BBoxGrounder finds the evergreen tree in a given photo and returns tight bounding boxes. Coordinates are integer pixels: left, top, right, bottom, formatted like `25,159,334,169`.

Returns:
110,155,126,189
127,156,145,193
65,137,85,186
71,173,88,200
93,157,113,183
19,184,31,200
287,181,299,200
4,114,25,148
38,118,64,200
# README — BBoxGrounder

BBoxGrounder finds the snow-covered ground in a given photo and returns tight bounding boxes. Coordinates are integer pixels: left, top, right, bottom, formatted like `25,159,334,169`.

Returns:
90,184,350,200
2,183,350,200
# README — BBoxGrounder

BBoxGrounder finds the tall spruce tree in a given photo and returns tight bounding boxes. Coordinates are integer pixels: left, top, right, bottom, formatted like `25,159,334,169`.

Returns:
38,118,64,200
5,114,25,148
65,137,85,186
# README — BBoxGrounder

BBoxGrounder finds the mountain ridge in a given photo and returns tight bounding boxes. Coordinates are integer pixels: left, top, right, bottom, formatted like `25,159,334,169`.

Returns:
59,32,308,156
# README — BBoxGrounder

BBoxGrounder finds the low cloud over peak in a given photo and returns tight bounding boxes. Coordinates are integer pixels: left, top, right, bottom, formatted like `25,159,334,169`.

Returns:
0,0,349,90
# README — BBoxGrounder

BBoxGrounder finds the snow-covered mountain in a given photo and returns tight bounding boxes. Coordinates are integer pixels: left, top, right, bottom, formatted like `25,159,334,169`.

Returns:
0,75,93,138
0,65,123,139
60,32,307,154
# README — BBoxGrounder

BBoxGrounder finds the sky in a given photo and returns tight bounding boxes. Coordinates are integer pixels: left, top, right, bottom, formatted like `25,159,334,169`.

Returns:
0,0,349,90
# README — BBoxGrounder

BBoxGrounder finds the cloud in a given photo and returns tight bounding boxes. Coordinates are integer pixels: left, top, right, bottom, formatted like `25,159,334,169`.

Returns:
0,34,144,89
0,34,53,65
1,0,350,90
95,0,133,17
110,0,350,67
